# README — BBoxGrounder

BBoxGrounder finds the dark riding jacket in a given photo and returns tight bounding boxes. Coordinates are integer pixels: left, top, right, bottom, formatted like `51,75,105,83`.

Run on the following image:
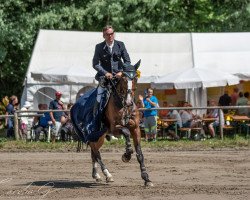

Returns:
92,40,131,81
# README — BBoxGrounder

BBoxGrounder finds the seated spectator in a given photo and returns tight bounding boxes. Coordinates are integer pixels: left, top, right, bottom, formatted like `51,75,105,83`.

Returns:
187,104,202,128
203,100,224,138
164,104,182,140
33,104,51,141
158,101,169,119
60,103,76,142
180,109,193,128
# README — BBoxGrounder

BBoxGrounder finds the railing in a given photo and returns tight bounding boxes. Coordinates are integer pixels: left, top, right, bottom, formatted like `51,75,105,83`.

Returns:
139,105,250,140
1,106,250,140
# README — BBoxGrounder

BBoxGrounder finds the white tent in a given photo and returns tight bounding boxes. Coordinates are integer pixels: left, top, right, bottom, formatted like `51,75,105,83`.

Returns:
21,30,250,109
22,30,193,108
151,67,240,116
151,67,240,89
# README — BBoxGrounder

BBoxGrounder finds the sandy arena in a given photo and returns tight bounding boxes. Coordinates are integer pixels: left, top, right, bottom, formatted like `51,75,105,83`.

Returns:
0,150,249,200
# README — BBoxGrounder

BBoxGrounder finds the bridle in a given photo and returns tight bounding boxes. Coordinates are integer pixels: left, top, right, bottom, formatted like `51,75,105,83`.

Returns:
109,73,137,127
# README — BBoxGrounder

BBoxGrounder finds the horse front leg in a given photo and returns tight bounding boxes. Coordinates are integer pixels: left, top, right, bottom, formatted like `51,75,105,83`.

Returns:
132,128,153,187
119,127,133,162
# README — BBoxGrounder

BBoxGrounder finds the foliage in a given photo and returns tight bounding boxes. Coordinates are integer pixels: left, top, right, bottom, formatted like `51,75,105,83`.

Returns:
0,0,249,98
0,96,8,115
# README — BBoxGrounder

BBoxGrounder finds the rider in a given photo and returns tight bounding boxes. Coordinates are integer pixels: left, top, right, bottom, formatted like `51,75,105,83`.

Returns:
92,25,131,115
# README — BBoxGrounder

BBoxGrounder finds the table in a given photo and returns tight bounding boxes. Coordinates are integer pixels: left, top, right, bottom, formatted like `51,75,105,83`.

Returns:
202,118,217,123
231,115,250,135
159,118,178,138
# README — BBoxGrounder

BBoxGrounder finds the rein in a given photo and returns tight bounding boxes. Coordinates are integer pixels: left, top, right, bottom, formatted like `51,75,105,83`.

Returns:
109,78,125,108
109,77,135,127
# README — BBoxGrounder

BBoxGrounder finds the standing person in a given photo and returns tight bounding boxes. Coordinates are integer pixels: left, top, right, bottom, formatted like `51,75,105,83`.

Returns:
218,90,232,114
236,92,248,115
138,88,159,142
92,25,131,113
49,91,64,142
231,87,239,106
5,95,18,138
19,101,31,140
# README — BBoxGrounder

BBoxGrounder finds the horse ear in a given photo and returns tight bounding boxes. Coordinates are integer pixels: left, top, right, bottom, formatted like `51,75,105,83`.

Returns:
134,59,141,70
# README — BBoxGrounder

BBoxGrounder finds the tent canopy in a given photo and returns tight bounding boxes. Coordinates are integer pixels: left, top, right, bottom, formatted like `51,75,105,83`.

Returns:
151,67,240,89
22,30,250,108
28,30,193,84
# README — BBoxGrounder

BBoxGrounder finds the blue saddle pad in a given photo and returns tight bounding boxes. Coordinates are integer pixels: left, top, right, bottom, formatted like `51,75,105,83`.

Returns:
70,88,108,143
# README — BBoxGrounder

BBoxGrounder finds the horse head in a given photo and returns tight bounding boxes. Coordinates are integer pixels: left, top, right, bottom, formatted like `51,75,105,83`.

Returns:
118,60,141,106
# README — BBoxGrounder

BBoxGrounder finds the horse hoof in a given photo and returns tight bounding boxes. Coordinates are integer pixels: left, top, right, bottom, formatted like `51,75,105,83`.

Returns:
106,176,114,183
122,154,130,163
145,181,154,187
96,177,102,182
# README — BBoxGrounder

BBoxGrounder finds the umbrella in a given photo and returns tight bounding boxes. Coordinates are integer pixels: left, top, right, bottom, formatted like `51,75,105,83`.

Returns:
151,67,240,89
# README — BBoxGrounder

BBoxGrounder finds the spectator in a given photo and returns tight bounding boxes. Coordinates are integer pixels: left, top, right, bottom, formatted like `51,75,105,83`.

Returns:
60,103,76,142
165,104,181,140
33,104,51,141
158,101,169,119
138,88,159,142
49,91,64,142
218,90,231,113
5,95,18,138
230,87,239,106
245,92,250,116
180,107,193,128
19,101,31,140
236,92,248,115
203,100,224,138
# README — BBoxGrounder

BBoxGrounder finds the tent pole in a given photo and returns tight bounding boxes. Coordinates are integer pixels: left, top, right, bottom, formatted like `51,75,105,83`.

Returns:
70,84,72,103
190,33,195,68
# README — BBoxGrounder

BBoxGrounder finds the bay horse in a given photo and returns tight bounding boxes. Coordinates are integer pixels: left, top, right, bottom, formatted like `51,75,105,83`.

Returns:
72,61,153,187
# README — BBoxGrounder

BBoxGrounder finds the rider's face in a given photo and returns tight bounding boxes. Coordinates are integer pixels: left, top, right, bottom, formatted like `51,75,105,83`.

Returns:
103,28,115,45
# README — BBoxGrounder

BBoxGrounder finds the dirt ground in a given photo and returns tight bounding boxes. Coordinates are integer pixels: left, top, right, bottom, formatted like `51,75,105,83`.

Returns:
0,150,249,200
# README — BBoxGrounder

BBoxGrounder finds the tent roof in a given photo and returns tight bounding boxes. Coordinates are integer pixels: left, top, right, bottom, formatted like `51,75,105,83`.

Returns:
26,30,250,85
192,32,250,76
151,67,240,89
27,30,193,84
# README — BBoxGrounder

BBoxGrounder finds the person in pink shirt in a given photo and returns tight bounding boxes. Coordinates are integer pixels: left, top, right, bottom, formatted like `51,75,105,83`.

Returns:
230,87,239,106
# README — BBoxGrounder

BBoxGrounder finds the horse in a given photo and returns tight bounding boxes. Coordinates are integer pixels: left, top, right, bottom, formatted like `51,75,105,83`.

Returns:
71,61,153,187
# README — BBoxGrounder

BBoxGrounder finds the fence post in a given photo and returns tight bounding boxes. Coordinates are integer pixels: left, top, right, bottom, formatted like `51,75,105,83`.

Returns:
14,112,19,140
219,109,223,140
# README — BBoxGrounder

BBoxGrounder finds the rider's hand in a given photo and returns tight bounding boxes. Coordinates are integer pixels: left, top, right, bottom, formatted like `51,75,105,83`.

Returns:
105,72,113,79
115,72,122,78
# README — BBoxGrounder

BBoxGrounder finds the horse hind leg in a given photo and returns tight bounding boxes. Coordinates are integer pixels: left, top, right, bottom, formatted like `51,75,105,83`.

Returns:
92,149,114,183
120,127,133,163
91,150,102,182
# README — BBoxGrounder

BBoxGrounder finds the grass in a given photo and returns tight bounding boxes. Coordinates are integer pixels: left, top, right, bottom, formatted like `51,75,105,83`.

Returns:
0,135,249,152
